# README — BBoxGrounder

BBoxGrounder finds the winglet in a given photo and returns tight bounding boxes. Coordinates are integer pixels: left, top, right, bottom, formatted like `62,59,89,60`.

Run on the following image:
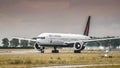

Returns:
83,16,91,36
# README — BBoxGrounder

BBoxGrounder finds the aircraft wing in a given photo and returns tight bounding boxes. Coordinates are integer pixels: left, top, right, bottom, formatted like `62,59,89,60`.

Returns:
65,37,120,45
85,37,120,42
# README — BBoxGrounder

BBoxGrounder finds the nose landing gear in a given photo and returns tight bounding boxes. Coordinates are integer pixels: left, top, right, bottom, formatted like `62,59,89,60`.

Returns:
52,47,59,53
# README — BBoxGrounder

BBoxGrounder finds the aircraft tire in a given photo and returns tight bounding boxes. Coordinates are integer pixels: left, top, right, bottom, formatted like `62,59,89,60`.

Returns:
41,50,44,53
52,50,59,53
74,50,81,53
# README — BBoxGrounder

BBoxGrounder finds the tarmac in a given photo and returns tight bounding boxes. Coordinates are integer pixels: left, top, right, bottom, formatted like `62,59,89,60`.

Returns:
0,49,120,54
34,64,120,68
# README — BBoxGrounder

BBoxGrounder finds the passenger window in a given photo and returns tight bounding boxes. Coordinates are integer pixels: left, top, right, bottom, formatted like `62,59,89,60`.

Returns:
38,37,45,39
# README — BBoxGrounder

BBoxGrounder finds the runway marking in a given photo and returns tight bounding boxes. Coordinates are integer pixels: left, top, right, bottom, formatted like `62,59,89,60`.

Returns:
33,64,120,68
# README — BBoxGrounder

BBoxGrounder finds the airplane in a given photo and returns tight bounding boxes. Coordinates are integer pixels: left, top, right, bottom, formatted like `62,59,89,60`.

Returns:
34,16,120,53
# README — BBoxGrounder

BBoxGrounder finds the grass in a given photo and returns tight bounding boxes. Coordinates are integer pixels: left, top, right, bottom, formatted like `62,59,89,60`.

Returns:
0,53,120,68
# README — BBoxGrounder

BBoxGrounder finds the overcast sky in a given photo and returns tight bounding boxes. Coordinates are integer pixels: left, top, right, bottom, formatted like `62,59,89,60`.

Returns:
0,0,120,40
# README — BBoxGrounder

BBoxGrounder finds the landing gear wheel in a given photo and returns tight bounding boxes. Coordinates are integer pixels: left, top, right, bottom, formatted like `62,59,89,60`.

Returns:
74,50,81,53
52,47,59,53
52,50,59,53
41,50,44,53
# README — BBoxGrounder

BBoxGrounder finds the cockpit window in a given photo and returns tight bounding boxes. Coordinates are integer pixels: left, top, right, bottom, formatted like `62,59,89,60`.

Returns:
38,37,45,39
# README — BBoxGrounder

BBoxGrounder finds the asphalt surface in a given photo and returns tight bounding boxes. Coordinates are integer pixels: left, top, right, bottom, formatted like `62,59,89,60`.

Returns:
0,49,120,54
34,64,120,68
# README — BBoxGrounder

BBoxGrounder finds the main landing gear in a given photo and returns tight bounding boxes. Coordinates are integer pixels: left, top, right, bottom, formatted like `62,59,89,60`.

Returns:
40,47,45,53
52,47,59,53
41,49,44,53
74,50,81,53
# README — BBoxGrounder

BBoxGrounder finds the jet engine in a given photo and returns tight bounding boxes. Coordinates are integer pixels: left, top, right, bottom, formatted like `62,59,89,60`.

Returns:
74,42,86,50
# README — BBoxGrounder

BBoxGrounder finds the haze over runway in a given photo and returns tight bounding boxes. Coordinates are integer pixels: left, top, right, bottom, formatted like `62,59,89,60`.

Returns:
0,0,120,41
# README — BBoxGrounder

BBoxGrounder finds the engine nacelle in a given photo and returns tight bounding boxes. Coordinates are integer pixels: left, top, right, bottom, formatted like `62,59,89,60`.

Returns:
34,43,44,51
74,42,86,50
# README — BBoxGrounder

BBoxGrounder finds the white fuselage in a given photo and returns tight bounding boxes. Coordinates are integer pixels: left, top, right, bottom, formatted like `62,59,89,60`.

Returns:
36,33,90,46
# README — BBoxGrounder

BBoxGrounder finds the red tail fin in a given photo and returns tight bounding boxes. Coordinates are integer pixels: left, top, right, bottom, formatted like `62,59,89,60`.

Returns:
83,16,91,36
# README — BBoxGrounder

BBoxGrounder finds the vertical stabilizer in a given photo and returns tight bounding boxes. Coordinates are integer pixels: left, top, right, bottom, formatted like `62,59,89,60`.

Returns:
83,16,91,36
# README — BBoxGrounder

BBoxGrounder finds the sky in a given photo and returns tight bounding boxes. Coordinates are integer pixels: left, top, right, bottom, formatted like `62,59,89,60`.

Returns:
0,0,120,41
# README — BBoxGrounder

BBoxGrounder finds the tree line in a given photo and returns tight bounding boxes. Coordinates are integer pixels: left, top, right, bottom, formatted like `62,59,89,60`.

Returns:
1,38,36,48
87,36,120,49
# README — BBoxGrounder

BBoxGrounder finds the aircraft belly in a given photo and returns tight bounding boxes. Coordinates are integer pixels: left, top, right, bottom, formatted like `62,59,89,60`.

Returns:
41,44,72,47
52,41,64,45
38,38,73,47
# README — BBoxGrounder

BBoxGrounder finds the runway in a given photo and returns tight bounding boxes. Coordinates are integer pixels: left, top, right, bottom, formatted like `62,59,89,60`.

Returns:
0,49,120,54
34,64,120,68
0,49,39,54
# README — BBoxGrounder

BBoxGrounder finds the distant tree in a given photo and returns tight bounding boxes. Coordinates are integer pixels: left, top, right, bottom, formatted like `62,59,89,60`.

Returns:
29,41,36,47
87,41,100,47
32,37,37,40
111,39,120,49
99,40,106,47
10,38,19,47
10,40,13,47
20,40,28,47
2,38,9,47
